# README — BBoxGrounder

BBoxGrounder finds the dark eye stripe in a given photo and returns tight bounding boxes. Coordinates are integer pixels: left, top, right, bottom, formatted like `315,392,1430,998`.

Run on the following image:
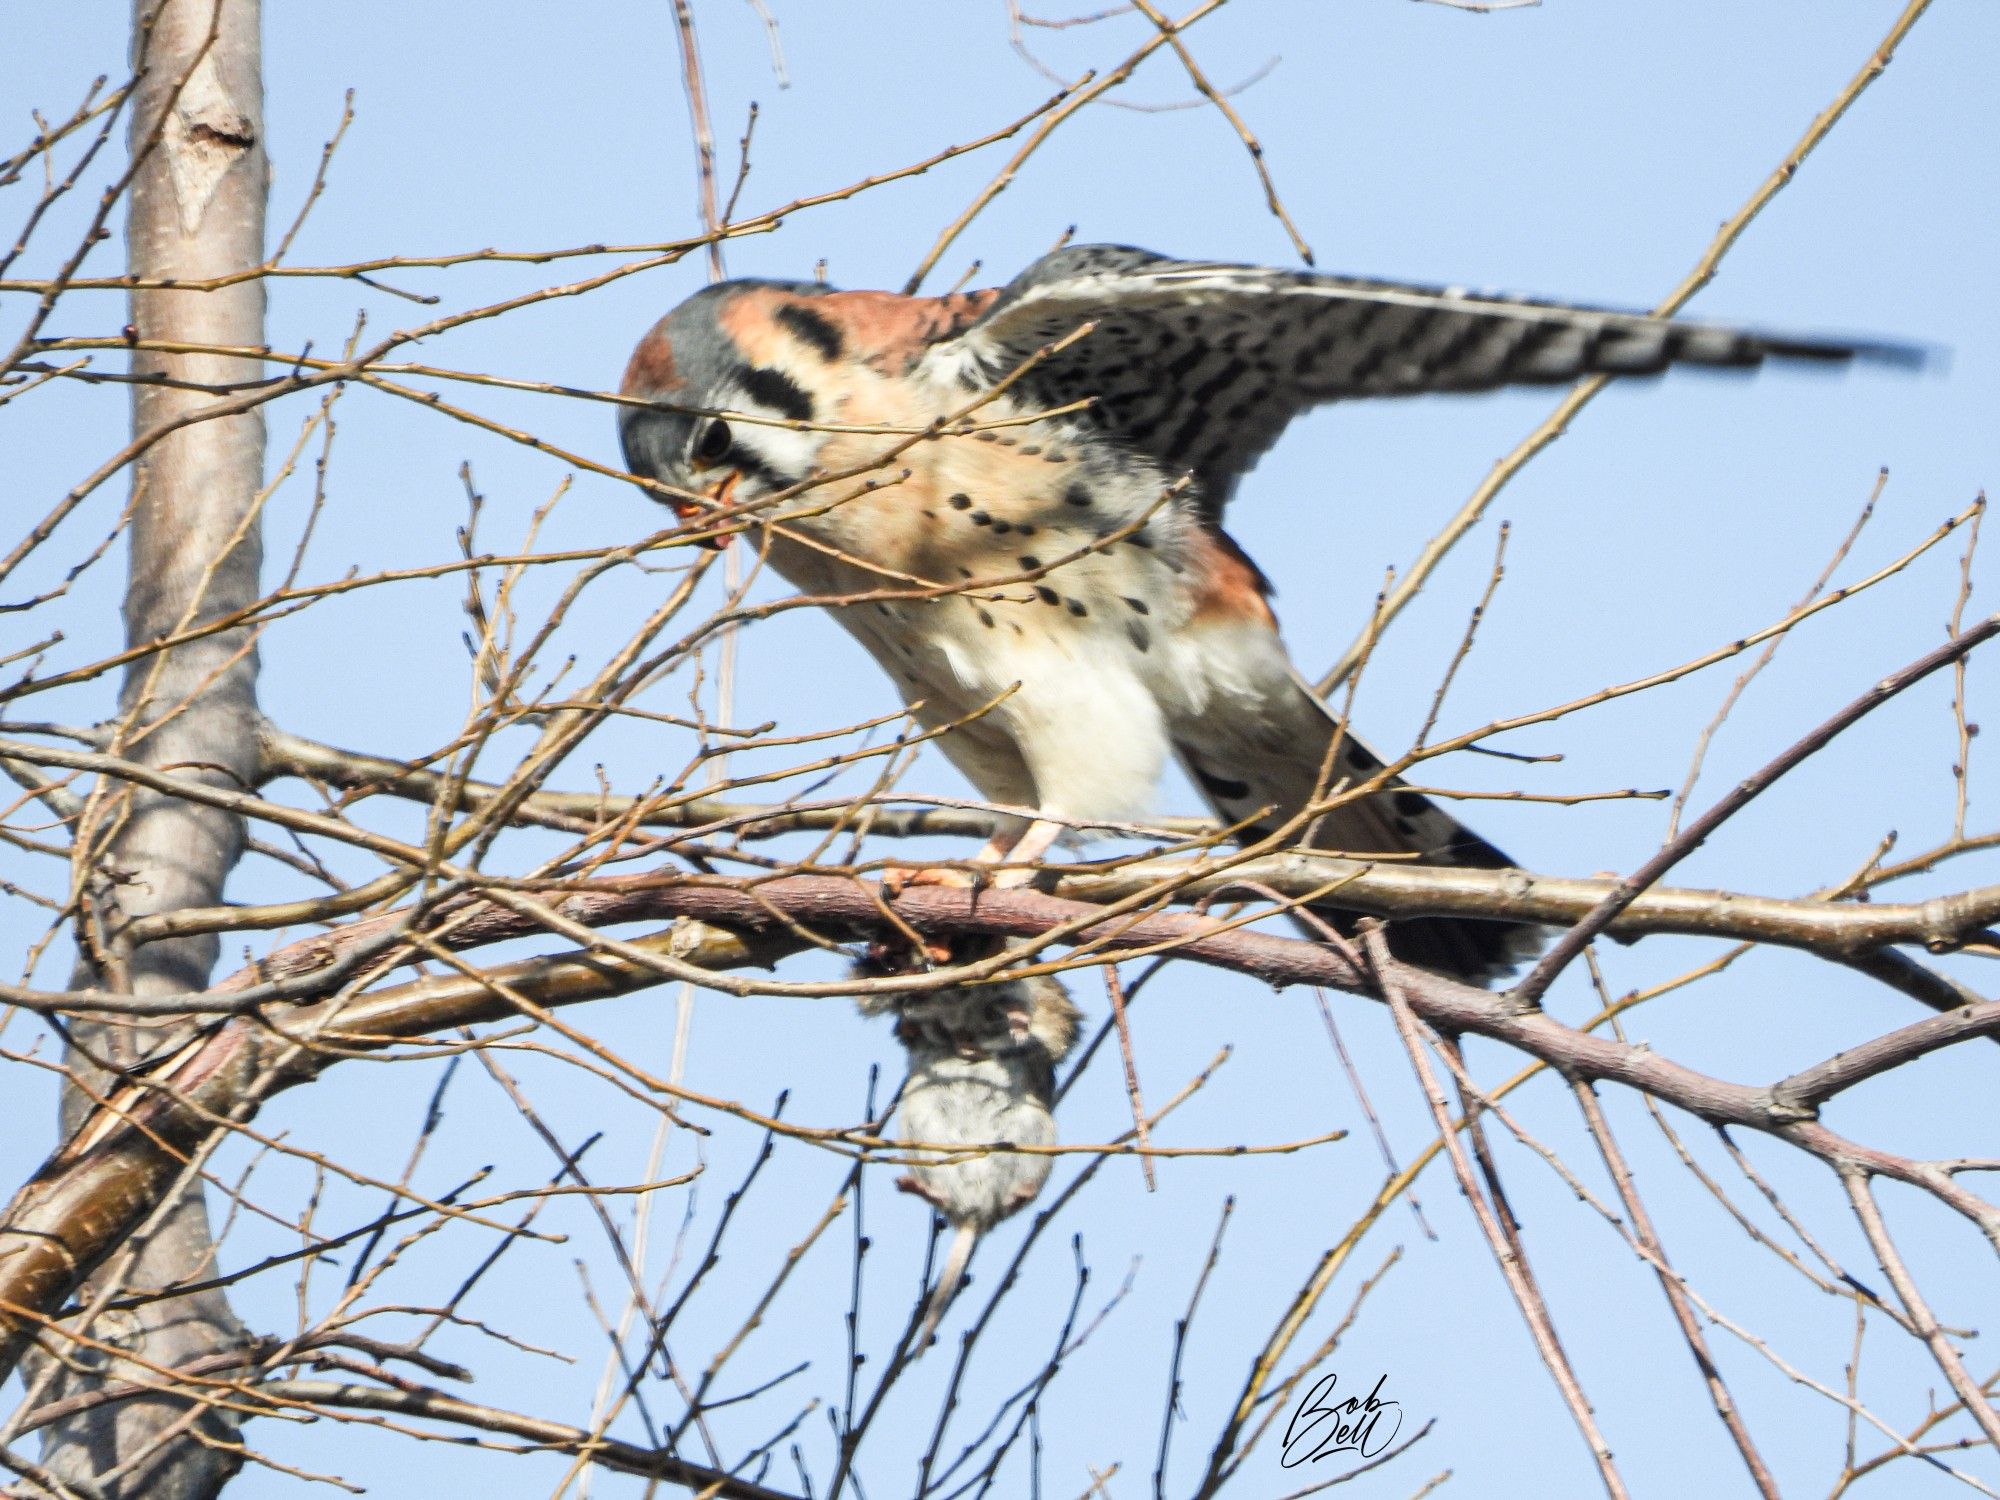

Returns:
725,443,795,492
740,366,815,424
776,304,844,361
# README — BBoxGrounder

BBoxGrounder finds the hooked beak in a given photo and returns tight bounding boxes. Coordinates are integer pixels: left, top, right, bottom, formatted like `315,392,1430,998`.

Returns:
673,470,738,550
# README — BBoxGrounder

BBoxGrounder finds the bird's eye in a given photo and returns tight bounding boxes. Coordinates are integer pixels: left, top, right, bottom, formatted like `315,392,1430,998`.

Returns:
692,418,733,468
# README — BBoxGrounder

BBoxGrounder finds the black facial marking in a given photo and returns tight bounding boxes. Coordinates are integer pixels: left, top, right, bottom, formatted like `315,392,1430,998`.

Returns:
1018,524,1038,537
1018,556,1041,570
1064,598,1088,617
1065,484,1093,509
1122,596,1149,614
976,607,996,628
1035,585,1059,605
725,444,791,492
948,493,972,509
991,519,1013,535
776,303,844,361
1128,621,1151,653
969,510,993,526
741,366,814,423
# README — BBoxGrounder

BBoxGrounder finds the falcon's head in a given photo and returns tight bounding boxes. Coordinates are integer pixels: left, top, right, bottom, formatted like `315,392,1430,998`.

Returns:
616,279,851,546
618,278,1003,545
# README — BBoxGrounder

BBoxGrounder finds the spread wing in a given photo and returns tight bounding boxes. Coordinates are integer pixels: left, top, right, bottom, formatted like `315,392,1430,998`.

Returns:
925,244,1919,510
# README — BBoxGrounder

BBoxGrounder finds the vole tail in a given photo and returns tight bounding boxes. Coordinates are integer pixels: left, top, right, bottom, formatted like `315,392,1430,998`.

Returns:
915,1224,978,1355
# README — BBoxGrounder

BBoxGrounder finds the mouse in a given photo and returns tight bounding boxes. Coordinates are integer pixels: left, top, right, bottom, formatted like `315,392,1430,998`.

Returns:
858,971,1081,1351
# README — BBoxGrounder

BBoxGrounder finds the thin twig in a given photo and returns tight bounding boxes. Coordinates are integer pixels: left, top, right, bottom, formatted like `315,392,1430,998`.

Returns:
1316,0,1937,696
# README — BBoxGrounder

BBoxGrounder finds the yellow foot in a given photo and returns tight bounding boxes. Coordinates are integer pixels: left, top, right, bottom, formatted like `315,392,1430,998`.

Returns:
878,864,1011,966
880,863,980,900
876,866,983,965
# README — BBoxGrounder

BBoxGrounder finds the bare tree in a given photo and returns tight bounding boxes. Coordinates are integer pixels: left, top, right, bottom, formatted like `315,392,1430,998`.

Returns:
8,2,265,1495
1,1,1993,1497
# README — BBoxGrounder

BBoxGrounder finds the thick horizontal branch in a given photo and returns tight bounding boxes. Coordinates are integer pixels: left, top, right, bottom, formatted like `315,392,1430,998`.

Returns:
1057,855,2000,966
5,838,1996,1032
5,873,1996,1386
4,750,1996,1016
247,728,2000,976
15,848,1995,1020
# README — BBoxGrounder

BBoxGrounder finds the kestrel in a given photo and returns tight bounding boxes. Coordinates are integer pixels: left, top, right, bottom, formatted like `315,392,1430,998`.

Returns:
618,245,1902,983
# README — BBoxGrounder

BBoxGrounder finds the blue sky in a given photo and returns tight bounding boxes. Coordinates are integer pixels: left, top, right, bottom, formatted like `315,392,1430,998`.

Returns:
3,2,1997,1495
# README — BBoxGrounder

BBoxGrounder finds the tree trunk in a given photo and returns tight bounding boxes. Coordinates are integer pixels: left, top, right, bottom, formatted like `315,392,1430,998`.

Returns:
29,2,266,1495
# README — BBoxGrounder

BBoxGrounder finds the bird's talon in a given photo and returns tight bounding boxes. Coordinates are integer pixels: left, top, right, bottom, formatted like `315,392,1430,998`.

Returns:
866,932,955,971
882,864,978,899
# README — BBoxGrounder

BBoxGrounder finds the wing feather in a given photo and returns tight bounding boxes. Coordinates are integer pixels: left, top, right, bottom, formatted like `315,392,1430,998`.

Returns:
925,245,1920,511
